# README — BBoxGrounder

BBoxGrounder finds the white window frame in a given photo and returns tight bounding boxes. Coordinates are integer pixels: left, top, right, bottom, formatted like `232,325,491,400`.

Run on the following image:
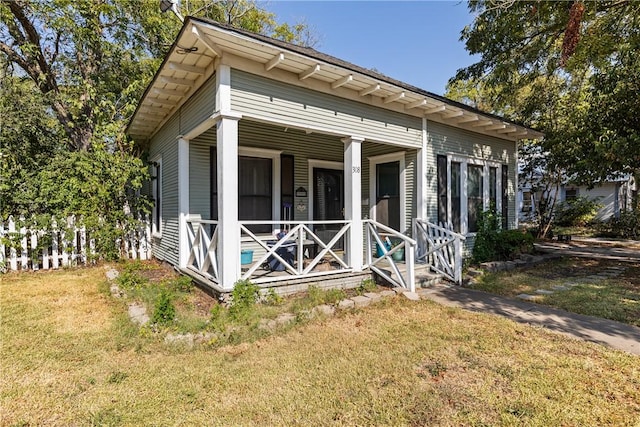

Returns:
368,152,406,232
151,155,162,238
238,146,282,226
446,154,503,235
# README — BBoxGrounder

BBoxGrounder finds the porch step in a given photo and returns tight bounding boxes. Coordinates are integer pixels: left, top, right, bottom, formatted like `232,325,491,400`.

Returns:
415,264,443,288
371,264,443,289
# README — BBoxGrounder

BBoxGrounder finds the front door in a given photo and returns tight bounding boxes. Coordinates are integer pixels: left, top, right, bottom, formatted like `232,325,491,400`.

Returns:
375,161,400,230
313,168,344,248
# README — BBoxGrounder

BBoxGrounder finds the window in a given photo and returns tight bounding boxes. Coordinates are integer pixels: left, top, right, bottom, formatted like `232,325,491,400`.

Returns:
522,191,533,211
239,156,272,233
437,155,505,234
565,188,578,201
501,165,508,229
210,147,283,234
150,157,162,237
437,155,448,224
489,167,497,209
451,162,461,232
467,164,484,232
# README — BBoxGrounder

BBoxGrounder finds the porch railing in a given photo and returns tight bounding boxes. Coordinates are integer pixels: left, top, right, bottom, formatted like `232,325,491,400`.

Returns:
240,220,352,284
363,219,416,292
413,219,466,284
186,215,219,283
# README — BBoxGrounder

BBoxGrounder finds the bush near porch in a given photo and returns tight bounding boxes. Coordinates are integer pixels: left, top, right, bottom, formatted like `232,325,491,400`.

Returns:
473,210,535,263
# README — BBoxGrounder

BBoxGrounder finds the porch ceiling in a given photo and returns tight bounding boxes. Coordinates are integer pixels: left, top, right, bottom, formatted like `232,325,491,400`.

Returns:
126,18,543,143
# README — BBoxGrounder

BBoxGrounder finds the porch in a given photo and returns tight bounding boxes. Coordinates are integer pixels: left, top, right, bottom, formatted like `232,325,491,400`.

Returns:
181,215,465,295
171,115,465,295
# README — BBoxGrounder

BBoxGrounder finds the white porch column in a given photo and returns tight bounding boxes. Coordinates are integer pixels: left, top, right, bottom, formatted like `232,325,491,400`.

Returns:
216,112,242,290
417,118,428,219
178,137,190,268
343,136,364,271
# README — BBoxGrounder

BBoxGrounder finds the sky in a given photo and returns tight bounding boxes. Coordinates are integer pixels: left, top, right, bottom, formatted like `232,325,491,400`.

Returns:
268,0,479,96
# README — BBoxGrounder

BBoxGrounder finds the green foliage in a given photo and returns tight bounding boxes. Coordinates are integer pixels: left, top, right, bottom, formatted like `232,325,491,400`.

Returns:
116,270,148,292
356,278,377,295
229,279,260,320
264,288,284,306
1,0,315,262
322,288,346,305
555,196,602,227
306,285,325,306
166,276,194,294
209,304,227,331
152,289,176,325
473,210,534,263
452,1,640,186
595,210,640,240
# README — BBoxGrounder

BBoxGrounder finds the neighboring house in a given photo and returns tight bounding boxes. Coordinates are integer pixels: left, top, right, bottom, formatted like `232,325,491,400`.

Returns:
126,18,542,294
518,175,636,223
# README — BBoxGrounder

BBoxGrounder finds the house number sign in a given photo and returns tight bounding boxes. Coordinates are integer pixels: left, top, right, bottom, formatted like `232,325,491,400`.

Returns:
352,166,361,173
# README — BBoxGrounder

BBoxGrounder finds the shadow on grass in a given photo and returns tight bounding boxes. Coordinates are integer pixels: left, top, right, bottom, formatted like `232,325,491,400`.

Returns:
426,285,640,354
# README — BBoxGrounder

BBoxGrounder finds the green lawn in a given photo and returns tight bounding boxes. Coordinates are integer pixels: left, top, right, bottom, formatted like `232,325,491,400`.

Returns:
2,266,639,426
470,257,640,327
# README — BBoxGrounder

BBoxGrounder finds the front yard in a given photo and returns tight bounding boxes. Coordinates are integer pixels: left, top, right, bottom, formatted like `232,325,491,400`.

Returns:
2,265,639,426
470,257,640,327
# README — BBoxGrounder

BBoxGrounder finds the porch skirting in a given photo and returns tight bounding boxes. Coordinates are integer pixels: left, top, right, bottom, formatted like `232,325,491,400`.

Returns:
180,266,372,298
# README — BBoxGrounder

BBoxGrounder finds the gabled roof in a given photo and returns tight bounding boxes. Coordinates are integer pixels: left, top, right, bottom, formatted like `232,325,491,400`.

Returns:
127,17,543,142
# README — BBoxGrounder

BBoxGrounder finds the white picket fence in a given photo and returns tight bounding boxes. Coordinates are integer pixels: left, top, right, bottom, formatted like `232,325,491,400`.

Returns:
0,215,152,272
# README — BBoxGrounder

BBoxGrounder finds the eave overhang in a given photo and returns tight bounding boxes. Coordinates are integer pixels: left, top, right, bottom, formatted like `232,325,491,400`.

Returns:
126,17,544,143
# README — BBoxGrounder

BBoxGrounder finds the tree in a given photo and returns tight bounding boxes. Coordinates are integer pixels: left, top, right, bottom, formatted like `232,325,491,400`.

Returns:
0,0,160,152
0,0,316,153
452,0,640,186
1,0,318,257
0,72,64,217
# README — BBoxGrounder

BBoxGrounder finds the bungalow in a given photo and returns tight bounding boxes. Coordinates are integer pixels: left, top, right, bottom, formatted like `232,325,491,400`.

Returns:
518,175,637,223
126,17,542,295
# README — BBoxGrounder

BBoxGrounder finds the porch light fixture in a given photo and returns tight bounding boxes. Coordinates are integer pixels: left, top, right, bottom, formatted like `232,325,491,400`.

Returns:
295,187,308,197
160,0,184,22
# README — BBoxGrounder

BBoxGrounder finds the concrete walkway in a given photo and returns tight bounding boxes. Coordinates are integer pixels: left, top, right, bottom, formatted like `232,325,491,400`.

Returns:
420,284,640,355
421,238,640,355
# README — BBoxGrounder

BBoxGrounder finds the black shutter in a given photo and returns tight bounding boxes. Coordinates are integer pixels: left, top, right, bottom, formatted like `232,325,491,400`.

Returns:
437,155,448,224
210,147,217,220
502,164,508,229
281,154,294,221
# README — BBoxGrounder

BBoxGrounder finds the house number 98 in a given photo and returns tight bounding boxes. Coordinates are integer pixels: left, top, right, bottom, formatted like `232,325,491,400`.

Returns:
352,166,361,173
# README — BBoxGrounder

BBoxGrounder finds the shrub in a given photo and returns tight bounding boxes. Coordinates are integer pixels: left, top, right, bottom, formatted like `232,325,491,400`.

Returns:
595,210,640,239
229,280,260,320
495,229,534,260
555,196,602,227
152,289,176,325
356,278,377,295
473,210,534,263
323,288,346,305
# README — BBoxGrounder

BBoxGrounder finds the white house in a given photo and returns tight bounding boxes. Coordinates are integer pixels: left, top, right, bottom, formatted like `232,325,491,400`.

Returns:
519,175,636,223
